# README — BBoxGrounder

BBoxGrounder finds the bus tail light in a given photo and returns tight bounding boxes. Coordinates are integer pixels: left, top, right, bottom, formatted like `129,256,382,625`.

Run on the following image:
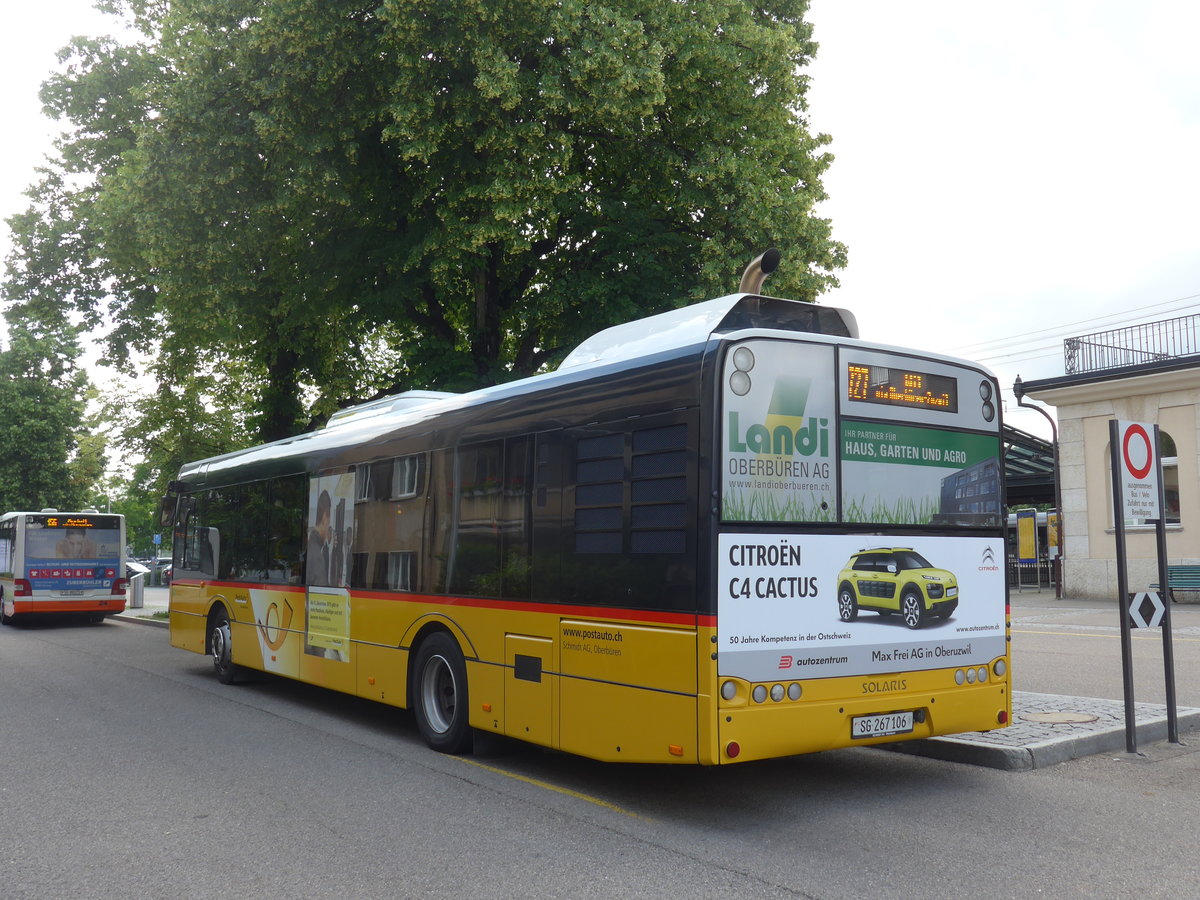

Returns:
14,579,31,597
113,578,128,596
998,710,1009,725
726,741,741,759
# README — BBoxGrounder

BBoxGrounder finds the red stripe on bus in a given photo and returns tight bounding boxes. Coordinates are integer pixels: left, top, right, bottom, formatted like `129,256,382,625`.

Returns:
168,578,715,627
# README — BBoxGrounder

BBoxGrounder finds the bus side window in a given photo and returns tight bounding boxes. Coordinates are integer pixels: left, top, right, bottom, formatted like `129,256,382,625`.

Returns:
0,520,14,576
182,494,206,575
566,414,696,610
198,527,219,575
269,474,306,584
448,440,505,597
442,438,533,600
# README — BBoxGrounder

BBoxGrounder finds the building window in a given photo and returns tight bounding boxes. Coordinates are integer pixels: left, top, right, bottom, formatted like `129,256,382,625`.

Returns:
355,465,372,503
387,552,416,591
1162,431,1180,524
391,454,423,500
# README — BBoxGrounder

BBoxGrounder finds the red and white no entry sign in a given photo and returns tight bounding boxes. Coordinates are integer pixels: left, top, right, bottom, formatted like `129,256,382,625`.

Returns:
1122,423,1153,480
1116,420,1160,520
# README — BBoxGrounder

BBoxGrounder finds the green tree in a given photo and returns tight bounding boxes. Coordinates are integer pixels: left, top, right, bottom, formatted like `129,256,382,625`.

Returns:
10,0,845,448
0,322,95,512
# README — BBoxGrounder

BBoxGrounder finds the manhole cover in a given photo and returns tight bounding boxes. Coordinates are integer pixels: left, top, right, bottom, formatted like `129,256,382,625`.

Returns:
1019,711,1100,725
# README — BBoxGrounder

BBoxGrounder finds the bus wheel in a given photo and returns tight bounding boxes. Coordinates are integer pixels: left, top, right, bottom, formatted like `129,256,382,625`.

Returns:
837,584,859,622
211,609,243,685
901,589,926,629
412,632,472,754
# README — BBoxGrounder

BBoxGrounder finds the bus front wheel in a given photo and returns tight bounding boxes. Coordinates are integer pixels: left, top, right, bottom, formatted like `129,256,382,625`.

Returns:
412,632,472,754
211,609,243,685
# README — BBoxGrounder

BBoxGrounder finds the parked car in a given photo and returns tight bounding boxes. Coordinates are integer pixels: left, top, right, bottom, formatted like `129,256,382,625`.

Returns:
154,555,173,586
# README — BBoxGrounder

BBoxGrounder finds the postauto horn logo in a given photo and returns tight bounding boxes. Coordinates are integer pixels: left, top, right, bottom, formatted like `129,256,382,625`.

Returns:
727,349,829,457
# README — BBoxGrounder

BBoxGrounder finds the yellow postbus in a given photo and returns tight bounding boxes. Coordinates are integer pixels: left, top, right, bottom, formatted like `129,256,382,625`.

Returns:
163,256,1010,763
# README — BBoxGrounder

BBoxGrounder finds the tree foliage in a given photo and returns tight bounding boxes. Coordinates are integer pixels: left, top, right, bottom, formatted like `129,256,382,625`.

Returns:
7,0,845,452
0,321,95,512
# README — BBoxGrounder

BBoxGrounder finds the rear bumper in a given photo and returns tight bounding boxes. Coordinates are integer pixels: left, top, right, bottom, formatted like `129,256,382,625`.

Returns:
7,597,127,615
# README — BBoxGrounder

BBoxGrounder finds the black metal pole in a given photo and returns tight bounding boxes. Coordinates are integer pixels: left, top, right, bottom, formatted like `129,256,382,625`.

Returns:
1013,377,1063,598
1153,426,1180,743
1109,419,1138,754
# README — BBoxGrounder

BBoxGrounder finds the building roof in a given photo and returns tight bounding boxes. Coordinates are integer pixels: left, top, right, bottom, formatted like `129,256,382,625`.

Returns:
1021,353,1200,395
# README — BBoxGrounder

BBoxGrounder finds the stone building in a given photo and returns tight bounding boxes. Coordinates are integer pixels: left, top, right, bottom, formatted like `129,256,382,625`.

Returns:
1020,314,1200,600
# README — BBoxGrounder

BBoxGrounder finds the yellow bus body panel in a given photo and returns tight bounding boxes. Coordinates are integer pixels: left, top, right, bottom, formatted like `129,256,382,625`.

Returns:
713,666,1010,763
169,581,1008,765
557,621,698,762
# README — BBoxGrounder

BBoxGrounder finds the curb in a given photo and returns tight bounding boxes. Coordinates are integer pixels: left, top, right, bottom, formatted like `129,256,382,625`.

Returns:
890,699,1200,770
113,613,169,629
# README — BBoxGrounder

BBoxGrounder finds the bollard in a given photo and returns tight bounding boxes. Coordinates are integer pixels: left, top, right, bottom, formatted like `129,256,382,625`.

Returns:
129,572,145,609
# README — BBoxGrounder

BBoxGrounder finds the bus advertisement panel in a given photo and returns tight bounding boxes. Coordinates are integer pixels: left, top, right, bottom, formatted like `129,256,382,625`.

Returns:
718,337,1007,742
24,514,123,592
722,341,838,523
718,532,1005,682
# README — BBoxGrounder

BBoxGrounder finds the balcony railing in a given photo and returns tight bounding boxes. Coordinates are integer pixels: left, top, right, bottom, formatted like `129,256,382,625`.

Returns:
1064,313,1200,375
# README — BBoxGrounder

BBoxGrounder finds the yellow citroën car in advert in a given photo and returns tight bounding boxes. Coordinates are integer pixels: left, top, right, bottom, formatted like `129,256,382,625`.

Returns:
835,548,959,628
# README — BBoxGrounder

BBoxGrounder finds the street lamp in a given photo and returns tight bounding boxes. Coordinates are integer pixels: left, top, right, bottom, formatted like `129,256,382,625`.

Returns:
1012,375,1064,598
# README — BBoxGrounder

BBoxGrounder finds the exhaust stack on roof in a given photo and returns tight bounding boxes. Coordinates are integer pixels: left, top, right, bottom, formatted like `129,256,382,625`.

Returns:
738,248,781,294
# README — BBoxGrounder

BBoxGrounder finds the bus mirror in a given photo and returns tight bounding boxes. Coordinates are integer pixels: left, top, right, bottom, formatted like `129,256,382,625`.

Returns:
158,496,175,529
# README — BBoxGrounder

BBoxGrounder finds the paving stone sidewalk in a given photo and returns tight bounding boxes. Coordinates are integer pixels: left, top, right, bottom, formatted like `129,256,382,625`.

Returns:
893,690,1200,770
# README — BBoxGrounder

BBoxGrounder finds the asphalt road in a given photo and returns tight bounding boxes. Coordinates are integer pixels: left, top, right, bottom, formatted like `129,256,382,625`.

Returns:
1,604,1199,898
1010,590,1200,708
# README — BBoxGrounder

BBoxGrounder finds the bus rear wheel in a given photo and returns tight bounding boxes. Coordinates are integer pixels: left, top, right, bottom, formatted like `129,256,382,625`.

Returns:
412,632,472,754
210,609,243,685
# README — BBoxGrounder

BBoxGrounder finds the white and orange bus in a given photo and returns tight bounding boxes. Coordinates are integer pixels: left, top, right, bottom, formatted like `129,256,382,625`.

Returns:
162,255,1010,763
0,510,128,624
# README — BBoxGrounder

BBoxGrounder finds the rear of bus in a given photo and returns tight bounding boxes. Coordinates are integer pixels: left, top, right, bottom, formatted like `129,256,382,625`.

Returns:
0,512,127,624
711,332,1009,762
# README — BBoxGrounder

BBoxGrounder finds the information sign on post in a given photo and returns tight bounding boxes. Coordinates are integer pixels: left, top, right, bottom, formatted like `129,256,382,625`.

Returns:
1116,420,1160,522
1108,418,1178,753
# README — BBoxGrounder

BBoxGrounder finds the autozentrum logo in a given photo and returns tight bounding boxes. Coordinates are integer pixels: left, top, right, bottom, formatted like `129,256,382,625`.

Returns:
979,547,999,572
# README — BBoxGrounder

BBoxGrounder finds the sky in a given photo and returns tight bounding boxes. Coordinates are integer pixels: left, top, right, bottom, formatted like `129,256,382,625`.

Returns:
804,0,1200,436
1,2,129,249
3,2,1200,441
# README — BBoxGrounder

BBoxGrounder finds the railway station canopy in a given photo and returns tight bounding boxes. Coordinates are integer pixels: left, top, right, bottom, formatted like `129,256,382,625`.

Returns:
1003,425,1055,508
